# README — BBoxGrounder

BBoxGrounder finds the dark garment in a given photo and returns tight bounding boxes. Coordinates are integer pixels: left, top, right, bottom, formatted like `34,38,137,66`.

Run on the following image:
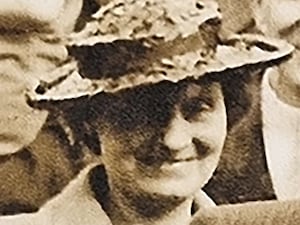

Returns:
87,66,277,207
0,51,279,215
204,67,276,204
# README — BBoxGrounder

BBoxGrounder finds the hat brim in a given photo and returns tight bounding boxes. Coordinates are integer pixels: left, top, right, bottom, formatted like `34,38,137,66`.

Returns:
27,33,293,102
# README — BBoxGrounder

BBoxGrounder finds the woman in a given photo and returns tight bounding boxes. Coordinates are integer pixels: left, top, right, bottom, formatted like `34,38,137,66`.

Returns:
0,0,294,224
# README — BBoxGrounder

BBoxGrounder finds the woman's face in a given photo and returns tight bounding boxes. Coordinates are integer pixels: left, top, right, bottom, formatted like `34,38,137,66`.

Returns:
98,80,227,198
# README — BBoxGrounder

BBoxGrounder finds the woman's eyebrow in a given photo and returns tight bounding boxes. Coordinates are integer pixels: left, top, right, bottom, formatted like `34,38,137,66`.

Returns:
181,82,217,102
179,95,215,111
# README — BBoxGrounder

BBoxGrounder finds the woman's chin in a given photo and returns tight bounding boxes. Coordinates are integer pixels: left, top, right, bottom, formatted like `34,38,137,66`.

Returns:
133,160,216,197
136,169,207,198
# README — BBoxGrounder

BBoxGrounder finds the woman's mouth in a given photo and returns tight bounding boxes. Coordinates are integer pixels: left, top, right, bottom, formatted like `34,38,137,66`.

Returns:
136,155,204,176
134,139,212,173
167,156,200,164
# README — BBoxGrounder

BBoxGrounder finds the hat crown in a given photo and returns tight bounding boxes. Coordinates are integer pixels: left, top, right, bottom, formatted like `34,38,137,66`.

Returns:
93,0,220,42
27,2,294,102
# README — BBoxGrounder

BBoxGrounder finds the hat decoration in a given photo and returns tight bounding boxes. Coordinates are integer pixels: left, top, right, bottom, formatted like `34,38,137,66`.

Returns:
27,0,294,102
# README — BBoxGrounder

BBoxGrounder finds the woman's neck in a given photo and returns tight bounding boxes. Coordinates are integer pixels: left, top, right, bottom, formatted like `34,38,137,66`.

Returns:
106,186,194,225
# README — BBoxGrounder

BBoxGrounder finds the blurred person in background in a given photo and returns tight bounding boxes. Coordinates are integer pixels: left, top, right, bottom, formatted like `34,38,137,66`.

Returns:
0,0,102,215
204,0,300,204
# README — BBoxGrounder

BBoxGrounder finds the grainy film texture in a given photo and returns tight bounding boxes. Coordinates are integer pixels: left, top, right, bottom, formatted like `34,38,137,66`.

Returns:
0,1,299,225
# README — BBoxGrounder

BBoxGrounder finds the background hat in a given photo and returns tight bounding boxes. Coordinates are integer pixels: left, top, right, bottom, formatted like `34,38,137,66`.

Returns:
27,0,294,102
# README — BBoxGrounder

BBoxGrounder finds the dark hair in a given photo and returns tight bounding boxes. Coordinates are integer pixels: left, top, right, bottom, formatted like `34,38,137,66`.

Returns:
87,75,221,133
87,81,180,132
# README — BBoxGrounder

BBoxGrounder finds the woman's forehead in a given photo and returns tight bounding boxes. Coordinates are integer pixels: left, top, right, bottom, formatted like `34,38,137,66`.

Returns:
116,79,218,100
96,78,223,114
89,78,223,133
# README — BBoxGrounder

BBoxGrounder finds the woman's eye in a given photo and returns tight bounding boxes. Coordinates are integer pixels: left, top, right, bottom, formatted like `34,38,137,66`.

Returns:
180,97,212,121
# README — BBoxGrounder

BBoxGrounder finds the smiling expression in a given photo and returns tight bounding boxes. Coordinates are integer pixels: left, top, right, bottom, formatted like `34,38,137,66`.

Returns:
92,78,227,198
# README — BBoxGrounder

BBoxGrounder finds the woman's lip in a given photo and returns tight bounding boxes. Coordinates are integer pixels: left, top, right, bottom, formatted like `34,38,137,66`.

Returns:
136,156,203,170
136,156,205,178
167,156,201,163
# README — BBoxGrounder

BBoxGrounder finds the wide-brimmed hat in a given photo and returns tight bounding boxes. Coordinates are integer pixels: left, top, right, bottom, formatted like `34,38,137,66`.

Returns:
27,0,294,102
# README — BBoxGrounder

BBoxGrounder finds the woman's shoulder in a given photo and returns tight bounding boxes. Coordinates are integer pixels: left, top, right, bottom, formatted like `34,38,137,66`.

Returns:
38,163,110,225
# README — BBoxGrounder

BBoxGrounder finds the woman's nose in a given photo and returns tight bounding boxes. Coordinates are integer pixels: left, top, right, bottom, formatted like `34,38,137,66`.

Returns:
162,112,192,152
